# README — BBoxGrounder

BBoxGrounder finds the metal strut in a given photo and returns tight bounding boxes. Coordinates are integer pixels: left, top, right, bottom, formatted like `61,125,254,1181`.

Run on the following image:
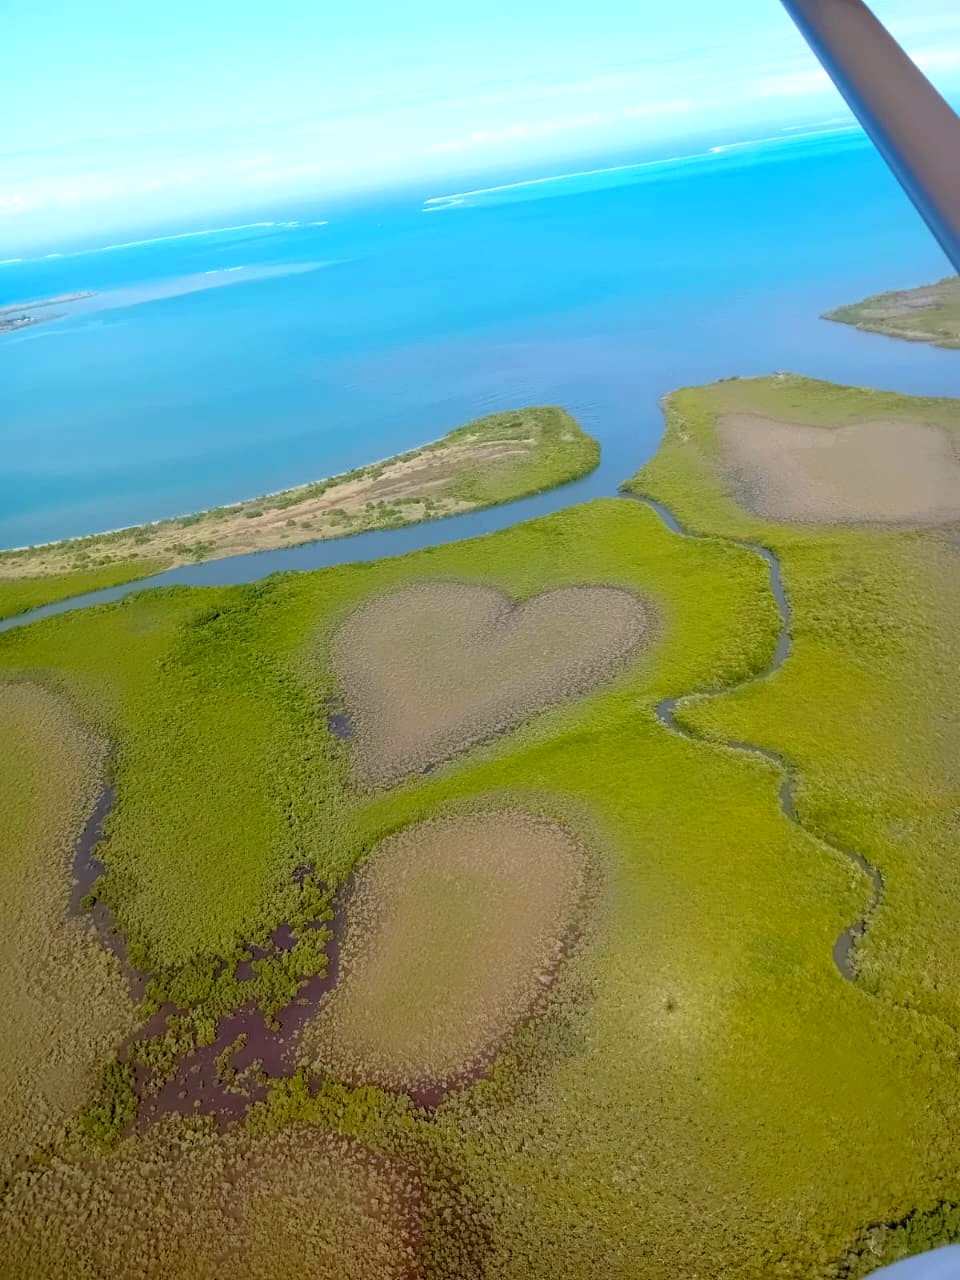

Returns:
779,0,960,272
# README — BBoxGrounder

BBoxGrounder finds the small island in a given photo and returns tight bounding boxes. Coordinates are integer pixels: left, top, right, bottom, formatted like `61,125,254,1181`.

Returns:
823,275,960,348
0,406,599,589
0,292,96,334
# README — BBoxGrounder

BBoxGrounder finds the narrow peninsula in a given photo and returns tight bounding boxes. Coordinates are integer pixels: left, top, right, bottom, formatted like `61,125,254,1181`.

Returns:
0,406,598,611
823,275,960,348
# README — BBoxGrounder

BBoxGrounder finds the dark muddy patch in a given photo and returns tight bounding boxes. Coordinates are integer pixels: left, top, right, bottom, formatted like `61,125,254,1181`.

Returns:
70,785,149,999
135,902,347,1128
326,696,353,741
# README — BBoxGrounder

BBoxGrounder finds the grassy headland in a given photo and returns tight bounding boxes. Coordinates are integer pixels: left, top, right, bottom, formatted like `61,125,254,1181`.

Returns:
824,275,960,348
0,406,599,586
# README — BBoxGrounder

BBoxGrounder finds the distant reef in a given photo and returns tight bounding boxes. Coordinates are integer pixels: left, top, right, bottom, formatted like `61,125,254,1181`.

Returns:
0,292,95,334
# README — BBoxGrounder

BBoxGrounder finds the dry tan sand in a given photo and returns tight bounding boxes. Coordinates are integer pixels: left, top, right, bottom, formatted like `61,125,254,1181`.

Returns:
333,581,650,787
300,810,590,1098
0,1127,423,1279
2,404,590,579
0,683,135,1181
0,441,497,579
718,412,960,524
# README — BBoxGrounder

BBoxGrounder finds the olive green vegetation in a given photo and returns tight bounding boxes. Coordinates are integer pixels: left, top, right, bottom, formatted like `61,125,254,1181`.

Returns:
0,499,775,969
839,1201,960,1276
626,373,960,1025
3,461,960,1277
78,1061,138,1150
430,403,599,504
0,1126,426,1279
824,275,960,348
624,372,960,1272
130,876,333,1088
0,560,165,621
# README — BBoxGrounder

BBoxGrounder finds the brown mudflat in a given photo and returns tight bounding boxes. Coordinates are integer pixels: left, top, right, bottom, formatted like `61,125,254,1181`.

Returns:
0,683,135,1180
333,581,650,787
0,1127,423,1279
718,413,960,525
300,810,591,1101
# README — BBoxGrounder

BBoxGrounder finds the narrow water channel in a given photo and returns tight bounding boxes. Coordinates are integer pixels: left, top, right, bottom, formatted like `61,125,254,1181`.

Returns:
57,480,886,1137
628,492,884,983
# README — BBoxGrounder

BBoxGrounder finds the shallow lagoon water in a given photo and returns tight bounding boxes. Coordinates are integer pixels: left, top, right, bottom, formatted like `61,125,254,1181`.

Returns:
2,126,958,554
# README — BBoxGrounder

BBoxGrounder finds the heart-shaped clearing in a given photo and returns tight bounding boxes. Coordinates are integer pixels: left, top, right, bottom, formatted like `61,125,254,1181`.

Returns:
332,581,650,787
300,809,591,1101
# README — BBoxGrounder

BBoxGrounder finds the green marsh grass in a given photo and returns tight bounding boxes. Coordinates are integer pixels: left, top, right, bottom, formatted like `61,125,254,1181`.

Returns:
625,374,960,1025
0,1126,425,1278
824,276,960,349
0,683,135,1180
2,473,958,1275
0,560,165,621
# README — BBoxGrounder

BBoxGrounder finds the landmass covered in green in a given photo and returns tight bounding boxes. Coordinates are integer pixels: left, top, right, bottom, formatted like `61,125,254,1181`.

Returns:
824,275,960,348
0,405,599,587
0,561,166,623
1,369,960,1275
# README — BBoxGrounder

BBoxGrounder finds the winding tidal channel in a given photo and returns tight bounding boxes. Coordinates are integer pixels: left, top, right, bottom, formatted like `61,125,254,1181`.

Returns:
629,492,884,983
8,481,887,1132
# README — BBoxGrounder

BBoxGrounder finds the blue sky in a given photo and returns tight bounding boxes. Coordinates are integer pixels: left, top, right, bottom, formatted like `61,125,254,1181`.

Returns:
3,0,959,250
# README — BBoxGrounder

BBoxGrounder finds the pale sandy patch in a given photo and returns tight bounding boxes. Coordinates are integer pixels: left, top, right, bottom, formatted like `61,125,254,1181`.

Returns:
718,413,960,524
300,810,590,1098
333,581,650,787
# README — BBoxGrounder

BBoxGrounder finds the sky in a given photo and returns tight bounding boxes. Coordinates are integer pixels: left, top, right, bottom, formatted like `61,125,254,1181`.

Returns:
2,0,960,251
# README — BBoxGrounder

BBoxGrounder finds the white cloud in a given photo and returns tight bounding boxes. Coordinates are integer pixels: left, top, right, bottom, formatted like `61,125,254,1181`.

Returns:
2,5,958,250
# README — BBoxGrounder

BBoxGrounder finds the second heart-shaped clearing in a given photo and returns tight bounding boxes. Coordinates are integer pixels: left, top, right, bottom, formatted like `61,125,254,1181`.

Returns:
332,580,651,787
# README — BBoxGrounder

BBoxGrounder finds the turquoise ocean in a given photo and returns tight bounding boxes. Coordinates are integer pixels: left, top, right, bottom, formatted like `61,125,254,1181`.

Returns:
2,125,958,556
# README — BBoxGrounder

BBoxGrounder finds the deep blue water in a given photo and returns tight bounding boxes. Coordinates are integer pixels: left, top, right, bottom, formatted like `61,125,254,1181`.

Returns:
2,126,958,551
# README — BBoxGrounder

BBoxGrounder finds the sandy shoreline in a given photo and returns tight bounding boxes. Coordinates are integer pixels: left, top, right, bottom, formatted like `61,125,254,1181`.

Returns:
0,406,599,581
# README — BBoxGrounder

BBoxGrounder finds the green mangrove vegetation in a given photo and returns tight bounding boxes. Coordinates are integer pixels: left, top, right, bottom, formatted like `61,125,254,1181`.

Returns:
0,683,134,1181
626,374,960,1025
824,275,960,348
0,560,164,622
2,372,960,1275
